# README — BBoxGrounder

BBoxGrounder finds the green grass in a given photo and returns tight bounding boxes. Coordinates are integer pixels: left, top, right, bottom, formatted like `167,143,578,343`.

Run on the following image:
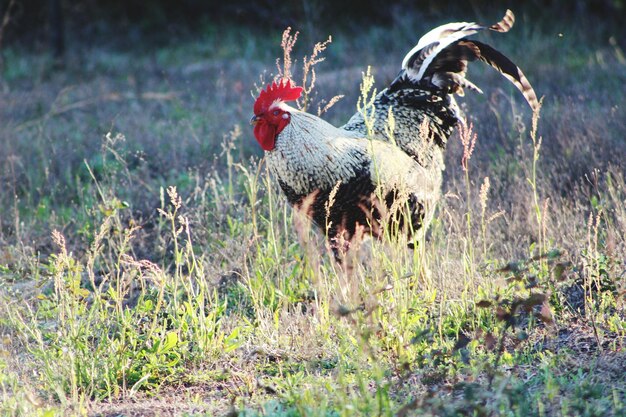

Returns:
1,13,625,417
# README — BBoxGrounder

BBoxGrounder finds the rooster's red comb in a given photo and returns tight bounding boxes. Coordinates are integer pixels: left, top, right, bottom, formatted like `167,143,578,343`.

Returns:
254,79,303,115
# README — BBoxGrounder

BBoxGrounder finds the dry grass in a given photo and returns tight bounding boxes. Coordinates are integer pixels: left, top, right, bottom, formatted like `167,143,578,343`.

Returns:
1,14,625,417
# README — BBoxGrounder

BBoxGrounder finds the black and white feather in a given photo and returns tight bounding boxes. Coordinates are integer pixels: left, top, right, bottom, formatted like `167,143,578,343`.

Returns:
397,9,538,111
342,9,538,167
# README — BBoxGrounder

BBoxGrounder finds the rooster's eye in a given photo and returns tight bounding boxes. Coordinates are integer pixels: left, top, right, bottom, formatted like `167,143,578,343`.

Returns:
273,110,280,116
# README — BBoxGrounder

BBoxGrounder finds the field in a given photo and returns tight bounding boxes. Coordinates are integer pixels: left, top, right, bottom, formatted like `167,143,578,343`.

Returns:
1,8,625,417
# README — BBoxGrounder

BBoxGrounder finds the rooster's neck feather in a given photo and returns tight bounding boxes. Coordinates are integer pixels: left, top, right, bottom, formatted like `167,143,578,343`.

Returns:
267,111,369,195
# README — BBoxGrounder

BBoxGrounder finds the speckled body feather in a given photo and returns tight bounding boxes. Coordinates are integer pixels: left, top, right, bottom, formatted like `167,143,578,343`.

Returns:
267,106,439,243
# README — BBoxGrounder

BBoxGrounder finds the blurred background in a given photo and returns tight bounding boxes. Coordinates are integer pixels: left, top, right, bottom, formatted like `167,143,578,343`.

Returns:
2,0,624,59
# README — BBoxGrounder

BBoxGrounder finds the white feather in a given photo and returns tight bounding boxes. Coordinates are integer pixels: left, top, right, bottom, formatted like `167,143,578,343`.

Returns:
401,21,485,81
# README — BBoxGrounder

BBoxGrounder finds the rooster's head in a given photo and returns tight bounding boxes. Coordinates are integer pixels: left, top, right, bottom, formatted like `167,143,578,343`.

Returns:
251,79,303,151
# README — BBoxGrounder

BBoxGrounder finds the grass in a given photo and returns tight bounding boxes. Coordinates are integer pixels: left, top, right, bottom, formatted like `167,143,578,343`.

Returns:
1,11,625,417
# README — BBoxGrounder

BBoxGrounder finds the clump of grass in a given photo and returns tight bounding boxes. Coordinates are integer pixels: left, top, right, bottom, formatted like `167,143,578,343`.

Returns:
1,180,243,411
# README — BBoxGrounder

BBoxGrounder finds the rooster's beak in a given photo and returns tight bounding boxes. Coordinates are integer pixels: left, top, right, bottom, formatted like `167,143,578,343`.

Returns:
250,115,258,125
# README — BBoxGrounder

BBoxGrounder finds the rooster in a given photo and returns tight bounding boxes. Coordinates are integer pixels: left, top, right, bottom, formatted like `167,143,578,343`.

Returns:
251,10,538,255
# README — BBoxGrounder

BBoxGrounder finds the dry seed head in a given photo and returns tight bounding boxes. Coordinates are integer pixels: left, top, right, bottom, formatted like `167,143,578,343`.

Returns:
360,66,376,99
459,120,477,171
167,186,182,209
317,95,344,116
139,259,162,273
178,215,190,233
531,97,543,140
479,176,490,215
357,67,377,137
121,255,165,285
418,118,430,142
386,187,409,222
326,181,341,220
487,210,505,224
157,208,171,220
302,35,332,96
411,118,432,164
52,230,67,256
277,27,298,81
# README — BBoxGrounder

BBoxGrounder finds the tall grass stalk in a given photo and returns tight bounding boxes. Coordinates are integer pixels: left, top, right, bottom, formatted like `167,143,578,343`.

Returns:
527,103,546,260
459,121,478,305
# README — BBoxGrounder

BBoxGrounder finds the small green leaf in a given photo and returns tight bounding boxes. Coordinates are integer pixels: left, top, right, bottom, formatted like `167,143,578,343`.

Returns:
41,410,56,417
224,327,241,353
142,299,154,312
162,332,178,352
107,286,118,301
76,288,91,298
